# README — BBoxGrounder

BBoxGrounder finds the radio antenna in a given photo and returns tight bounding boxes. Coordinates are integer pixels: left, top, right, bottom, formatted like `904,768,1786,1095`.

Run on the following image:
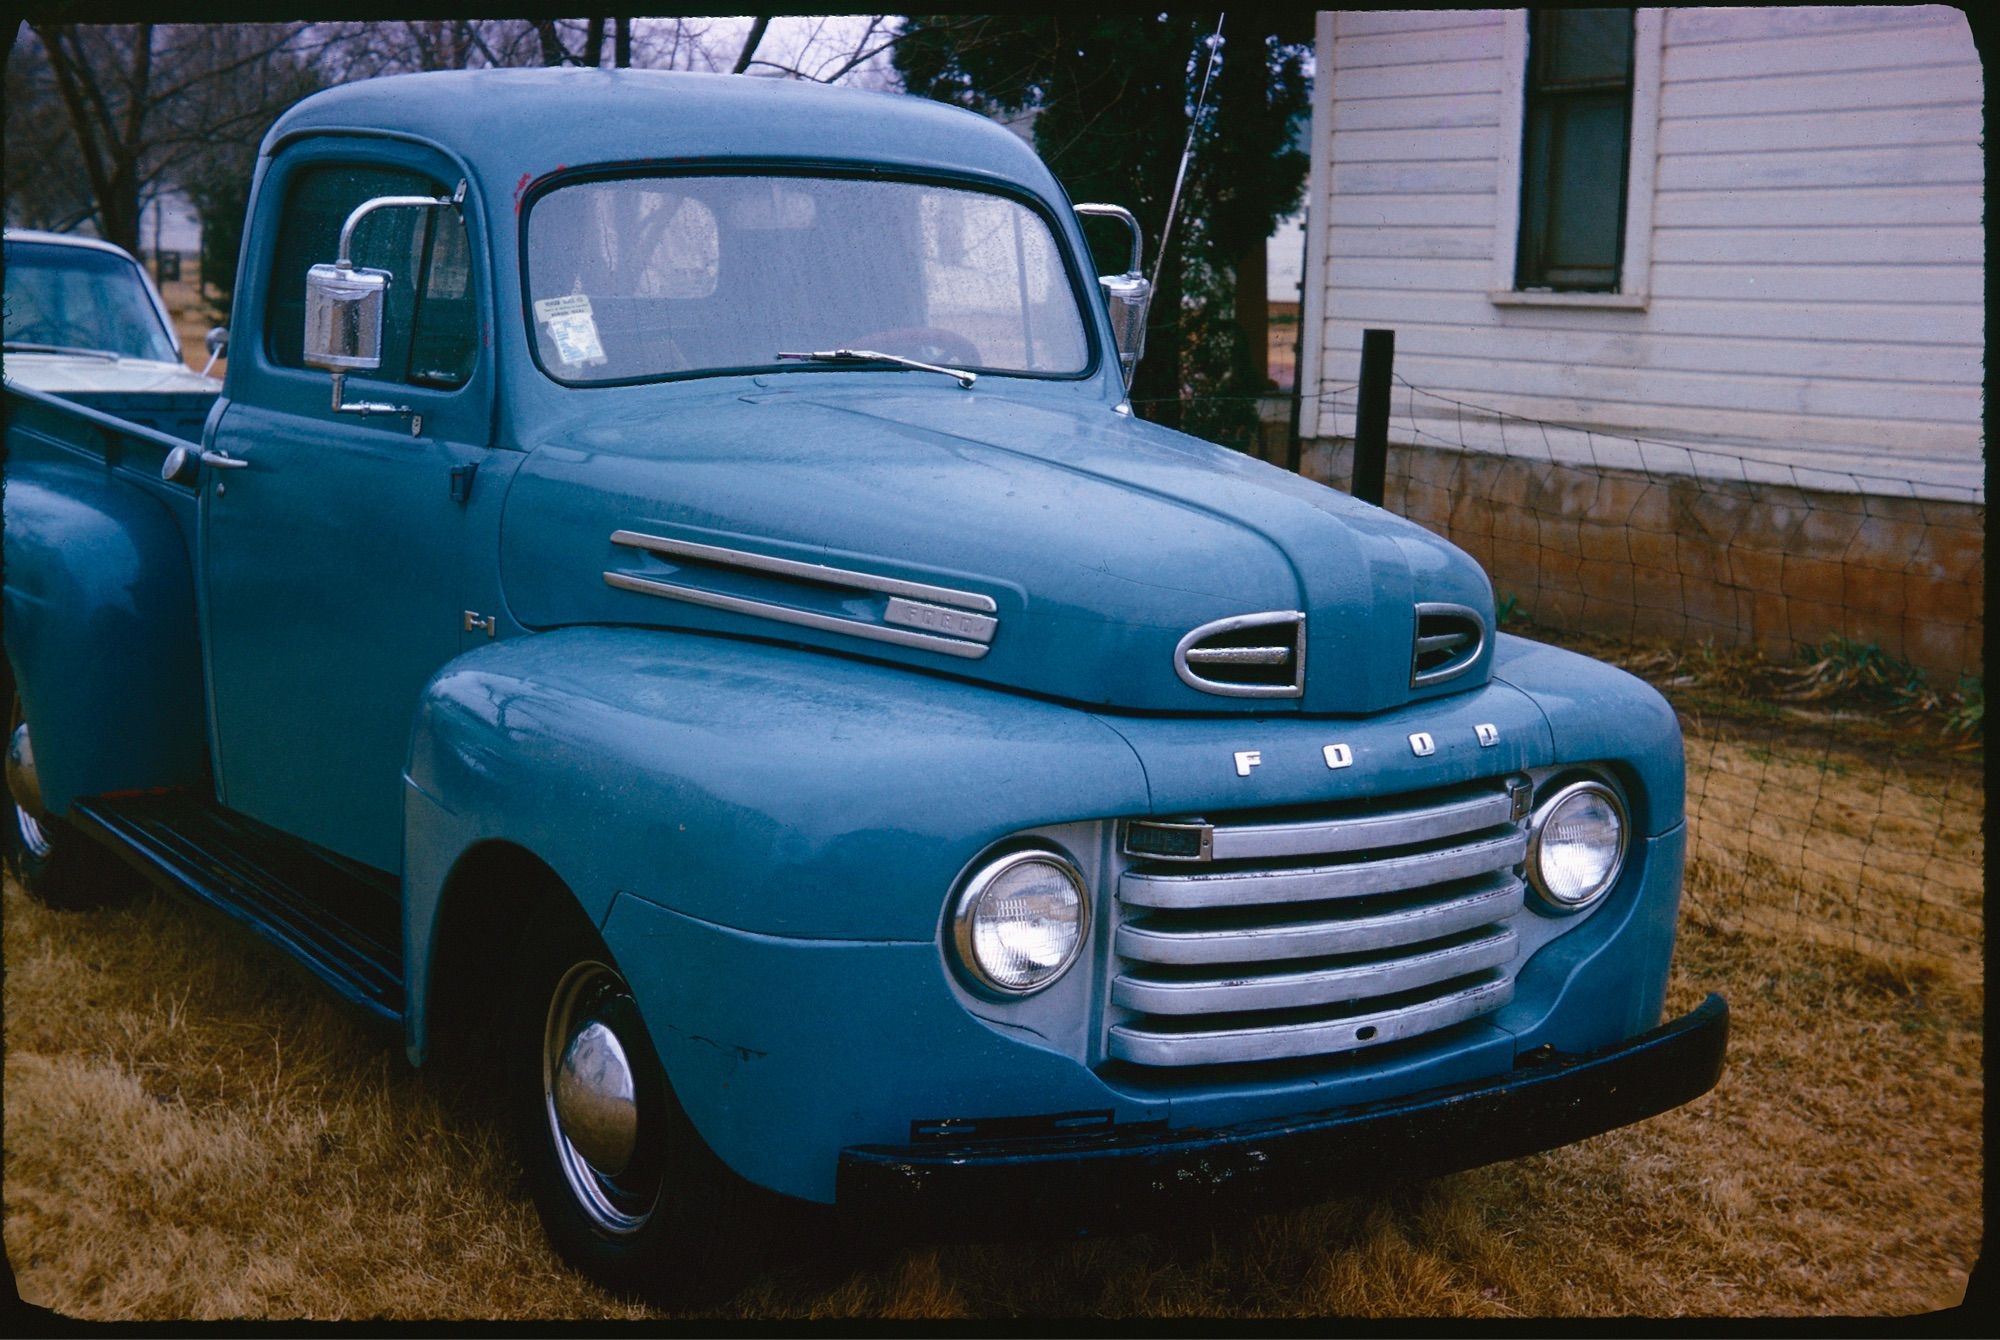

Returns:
1150,12,1228,297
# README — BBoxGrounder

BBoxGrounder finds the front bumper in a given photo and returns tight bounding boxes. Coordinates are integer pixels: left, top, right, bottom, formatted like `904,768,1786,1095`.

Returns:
838,993,1727,1239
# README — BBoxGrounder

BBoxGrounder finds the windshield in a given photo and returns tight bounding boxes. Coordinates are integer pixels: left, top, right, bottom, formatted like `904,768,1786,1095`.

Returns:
525,174,1091,384
3,240,180,363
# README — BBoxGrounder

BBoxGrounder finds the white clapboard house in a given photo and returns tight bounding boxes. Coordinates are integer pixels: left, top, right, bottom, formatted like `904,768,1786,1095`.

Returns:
1295,6,1984,499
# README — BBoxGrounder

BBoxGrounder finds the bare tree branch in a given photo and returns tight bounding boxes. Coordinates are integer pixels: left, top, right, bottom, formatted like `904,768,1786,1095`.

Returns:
731,16,770,75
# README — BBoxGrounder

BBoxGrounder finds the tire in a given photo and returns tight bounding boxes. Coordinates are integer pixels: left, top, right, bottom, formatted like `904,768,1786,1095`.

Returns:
4,689,138,911
509,902,759,1307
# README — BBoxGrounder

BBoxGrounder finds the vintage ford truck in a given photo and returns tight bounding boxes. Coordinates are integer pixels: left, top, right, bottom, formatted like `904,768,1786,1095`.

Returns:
3,69,1726,1300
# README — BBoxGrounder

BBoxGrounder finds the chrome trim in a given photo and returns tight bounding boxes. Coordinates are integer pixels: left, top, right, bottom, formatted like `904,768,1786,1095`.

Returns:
1107,974,1514,1067
950,848,1091,997
1185,646,1291,666
605,571,992,659
1525,777,1629,913
1072,203,1144,273
1119,831,1528,908
1111,927,1518,1015
882,596,998,644
1173,611,1305,699
1116,873,1525,964
1411,601,1487,688
609,530,997,612
1205,788,1519,863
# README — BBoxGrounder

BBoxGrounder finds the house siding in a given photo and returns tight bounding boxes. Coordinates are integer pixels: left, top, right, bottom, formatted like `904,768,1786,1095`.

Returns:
1305,6,1983,495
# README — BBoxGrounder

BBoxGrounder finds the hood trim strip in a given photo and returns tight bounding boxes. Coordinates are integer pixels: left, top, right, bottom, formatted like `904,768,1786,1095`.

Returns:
609,529,997,612
604,571,993,659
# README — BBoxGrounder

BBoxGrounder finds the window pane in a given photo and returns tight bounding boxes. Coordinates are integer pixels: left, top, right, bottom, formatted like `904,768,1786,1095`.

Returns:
1535,9,1633,87
1517,8,1634,291
408,206,476,388
264,162,476,388
525,174,1089,384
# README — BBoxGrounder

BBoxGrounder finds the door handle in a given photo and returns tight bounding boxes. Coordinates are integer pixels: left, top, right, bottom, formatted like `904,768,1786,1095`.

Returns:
199,450,251,469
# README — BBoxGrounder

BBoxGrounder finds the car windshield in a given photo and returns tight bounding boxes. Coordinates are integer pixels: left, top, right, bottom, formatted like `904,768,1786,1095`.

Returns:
525,174,1091,384
3,240,180,363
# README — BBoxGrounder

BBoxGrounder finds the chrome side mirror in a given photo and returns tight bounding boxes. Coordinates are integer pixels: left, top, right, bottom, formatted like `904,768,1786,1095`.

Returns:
200,326,229,378
303,264,389,372
303,180,467,434
1073,203,1152,384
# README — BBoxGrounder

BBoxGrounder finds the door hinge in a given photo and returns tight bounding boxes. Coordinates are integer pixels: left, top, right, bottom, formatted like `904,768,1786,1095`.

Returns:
449,462,478,504
463,610,496,638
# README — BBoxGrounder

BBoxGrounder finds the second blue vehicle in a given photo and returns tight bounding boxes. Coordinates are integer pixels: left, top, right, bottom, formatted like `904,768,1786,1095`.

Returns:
2,69,1725,1302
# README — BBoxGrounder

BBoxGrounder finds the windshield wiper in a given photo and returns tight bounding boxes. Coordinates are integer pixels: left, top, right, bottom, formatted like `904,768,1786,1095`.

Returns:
4,341,121,361
777,348,976,389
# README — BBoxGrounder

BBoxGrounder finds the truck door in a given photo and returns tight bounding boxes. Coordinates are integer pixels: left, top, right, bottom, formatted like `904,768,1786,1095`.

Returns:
200,142,494,875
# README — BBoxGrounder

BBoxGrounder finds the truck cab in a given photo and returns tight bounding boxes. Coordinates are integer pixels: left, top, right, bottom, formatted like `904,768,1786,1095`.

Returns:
3,69,1724,1303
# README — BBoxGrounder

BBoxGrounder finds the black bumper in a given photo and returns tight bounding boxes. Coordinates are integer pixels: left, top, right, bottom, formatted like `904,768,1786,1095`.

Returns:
838,994,1727,1239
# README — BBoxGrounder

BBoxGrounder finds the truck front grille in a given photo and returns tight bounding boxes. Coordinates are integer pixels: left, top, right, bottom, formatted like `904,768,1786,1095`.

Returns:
1108,777,1531,1069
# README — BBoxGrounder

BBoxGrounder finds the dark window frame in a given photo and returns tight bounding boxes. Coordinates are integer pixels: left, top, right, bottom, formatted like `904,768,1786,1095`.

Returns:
1514,8,1637,292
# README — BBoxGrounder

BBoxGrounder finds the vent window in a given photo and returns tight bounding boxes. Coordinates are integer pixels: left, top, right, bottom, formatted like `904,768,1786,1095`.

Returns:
1175,612,1305,699
1411,603,1486,688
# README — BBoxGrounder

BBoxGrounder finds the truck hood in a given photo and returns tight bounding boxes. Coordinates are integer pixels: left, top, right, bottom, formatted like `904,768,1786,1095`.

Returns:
2,353,220,395
499,382,1494,714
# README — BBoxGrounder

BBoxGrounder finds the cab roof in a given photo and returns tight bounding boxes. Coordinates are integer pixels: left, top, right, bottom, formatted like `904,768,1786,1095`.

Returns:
263,68,1059,202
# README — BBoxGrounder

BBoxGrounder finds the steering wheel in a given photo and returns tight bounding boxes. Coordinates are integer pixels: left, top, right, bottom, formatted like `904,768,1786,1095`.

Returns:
847,326,981,367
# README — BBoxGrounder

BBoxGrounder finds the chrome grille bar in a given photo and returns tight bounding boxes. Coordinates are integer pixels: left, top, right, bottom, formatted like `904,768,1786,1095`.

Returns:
1208,787,1519,862
1107,974,1514,1067
1116,873,1524,964
1106,776,1533,1071
1111,927,1517,1015
1119,832,1526,909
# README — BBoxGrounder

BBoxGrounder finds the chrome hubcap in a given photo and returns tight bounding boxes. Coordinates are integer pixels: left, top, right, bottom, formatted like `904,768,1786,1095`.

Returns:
7,717,51,860
543,960,658,1237
554,1021,638,1175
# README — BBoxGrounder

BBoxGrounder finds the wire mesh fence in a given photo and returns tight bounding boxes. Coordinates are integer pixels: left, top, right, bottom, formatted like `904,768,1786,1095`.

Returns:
1219,376,1985,977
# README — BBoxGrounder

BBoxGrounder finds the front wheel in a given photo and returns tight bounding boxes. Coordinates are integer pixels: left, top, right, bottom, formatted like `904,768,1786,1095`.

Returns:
510,906,754,1306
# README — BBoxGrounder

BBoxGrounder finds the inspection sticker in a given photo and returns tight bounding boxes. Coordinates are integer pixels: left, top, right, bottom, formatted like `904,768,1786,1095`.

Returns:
533,293,606,367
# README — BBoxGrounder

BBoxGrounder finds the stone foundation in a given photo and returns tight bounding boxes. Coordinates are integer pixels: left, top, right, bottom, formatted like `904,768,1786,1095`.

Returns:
1297,437,1984,680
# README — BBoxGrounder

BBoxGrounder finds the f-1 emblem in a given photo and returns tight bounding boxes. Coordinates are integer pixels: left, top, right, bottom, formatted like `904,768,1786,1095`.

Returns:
1408,732,1436,757
1475,723,1500,747
1233,750,1262,777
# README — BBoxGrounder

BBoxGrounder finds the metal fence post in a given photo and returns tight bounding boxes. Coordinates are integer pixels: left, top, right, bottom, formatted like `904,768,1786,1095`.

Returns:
1352,328,1394,505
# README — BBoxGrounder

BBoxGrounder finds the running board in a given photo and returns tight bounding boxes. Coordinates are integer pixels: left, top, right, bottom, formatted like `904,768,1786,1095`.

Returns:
70,794,405,1023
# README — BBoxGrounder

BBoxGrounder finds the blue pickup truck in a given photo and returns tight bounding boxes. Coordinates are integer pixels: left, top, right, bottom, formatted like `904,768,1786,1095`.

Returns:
3,69,1725,1302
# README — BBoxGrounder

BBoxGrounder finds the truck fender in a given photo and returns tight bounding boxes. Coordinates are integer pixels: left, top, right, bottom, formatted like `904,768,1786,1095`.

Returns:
398,625,1151,1067
2,456,207,810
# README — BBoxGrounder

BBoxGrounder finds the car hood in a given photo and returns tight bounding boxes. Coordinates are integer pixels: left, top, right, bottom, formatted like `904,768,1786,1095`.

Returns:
499,381,1494,715
2,353,220,394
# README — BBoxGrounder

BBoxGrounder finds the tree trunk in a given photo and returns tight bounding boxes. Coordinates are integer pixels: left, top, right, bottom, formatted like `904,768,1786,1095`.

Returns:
583,18,605,68
614,18,631,68
1236,242,1269,388
535,21,568,67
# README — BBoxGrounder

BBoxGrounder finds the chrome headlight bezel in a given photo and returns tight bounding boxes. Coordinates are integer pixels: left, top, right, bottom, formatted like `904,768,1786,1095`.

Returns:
949,846,1091,997
1525,776,1629,914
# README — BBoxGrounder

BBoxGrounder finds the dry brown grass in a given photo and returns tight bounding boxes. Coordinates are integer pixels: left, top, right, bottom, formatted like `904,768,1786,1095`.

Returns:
3,716,1983,1319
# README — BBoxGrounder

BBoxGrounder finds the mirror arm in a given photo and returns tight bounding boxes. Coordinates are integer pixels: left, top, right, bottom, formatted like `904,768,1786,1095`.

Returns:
335,179,467,268
1073,203,1143,275
330,371,422,437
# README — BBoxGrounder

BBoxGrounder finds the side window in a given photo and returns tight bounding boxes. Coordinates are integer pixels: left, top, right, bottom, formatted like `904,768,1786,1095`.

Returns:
1515,8,1635,292
265,162,477,388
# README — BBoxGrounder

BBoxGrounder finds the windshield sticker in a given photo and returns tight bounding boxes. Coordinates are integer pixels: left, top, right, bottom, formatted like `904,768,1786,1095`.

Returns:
534,294,606,368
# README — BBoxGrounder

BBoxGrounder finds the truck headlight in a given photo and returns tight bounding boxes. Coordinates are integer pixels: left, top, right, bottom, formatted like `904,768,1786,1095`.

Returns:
951,848,1089,995
1527,778,1627,912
